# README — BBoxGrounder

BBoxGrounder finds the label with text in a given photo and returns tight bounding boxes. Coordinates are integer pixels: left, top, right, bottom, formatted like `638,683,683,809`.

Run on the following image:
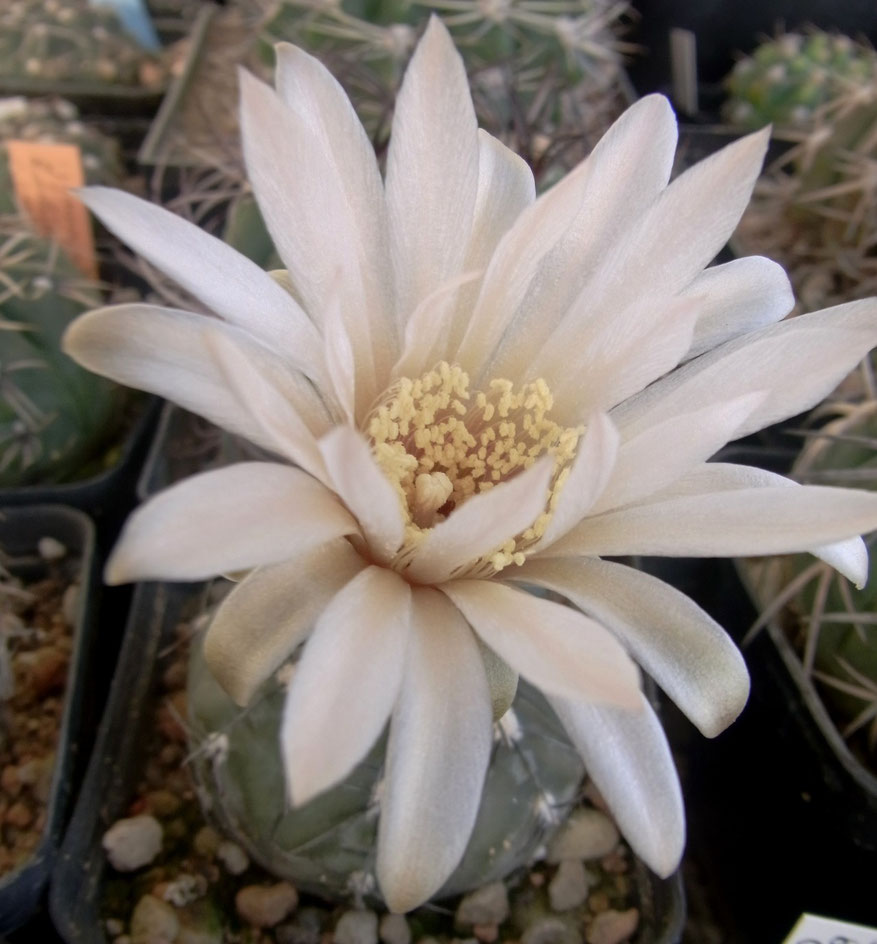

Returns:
7,140,98,278
784,913,877,944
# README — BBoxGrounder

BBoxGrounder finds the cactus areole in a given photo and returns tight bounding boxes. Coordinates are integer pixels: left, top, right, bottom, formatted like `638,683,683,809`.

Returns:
63,17,877,913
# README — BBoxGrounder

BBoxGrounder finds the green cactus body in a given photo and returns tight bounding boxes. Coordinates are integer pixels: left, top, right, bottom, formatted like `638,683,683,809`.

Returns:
0,0,166,88
187,604,586,903
773,404,877,753
723,30,876,131
0,227,125,485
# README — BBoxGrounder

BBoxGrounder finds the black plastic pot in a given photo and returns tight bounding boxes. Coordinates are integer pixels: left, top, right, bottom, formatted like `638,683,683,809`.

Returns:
49,576,685,943
0,504,98,933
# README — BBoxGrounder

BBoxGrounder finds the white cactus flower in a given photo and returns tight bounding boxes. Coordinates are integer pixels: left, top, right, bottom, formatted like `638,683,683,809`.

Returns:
65,18,877,913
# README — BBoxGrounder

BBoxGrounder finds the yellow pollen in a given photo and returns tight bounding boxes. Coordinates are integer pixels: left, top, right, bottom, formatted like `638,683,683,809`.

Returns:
366,363,583,578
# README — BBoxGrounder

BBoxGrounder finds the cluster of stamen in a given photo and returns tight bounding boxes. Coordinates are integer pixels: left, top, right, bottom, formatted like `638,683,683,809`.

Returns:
366,362,582,576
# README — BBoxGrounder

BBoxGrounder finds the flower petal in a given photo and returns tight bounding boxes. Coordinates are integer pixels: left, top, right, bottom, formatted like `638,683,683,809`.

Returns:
105,463,358,584
63,303,331,447
405,457,554,584
548,472,877,565
204,539,365,705
443,580,641,709
318,427,405,563
681,255,794,359
614,298,877,444
514,557,749,737
534,413,619,551
283,566,411,805
377,588,492,913
589,392,765,514
385,17,480,325
550,692,685,878
205,329,329,482
77,188,322,378
458,94,677,380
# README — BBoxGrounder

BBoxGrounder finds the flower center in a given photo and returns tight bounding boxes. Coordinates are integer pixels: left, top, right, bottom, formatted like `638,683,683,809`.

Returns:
366,362,582,575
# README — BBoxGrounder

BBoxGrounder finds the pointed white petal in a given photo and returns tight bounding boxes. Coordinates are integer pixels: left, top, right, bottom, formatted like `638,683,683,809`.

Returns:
105,463,358,583
318,427,405,563
385,17,480,325
443,580,641,708
204,539,365,705
543,294,701,422
205,329,329,482
648,463,871,586
550,692,685,878
283,566,411,804
63,303,331,448
535,413,619,551
548,475,877,564
321,284,357,426
590,392,765,514
682,256,794,359
458,94,678,379
514,557,750,737
405,457,553,584
377,588,492,913
77,188,323,378
239,67,393,413
614,298,877,444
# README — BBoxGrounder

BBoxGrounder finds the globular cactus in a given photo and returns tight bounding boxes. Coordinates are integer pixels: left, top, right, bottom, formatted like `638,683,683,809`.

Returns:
0,223,125,486
0,96,124,216
723,30,877,131
750,399,877,760
727,31,877,310
187,601,586,903
0,0,167,89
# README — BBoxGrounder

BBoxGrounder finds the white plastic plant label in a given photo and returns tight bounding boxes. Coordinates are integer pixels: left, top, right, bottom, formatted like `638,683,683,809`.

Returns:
783,913,877,943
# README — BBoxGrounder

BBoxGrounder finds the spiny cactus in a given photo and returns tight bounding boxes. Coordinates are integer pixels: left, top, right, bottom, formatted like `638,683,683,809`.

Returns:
747,399,877,763
187,595,586,903
0,222,125,486
0,0,167,89
0,97,124,216
723,30,877,131
727,31,877,310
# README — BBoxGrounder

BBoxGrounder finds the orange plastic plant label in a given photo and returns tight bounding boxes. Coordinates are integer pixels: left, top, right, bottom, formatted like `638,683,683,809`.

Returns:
7,140,98,278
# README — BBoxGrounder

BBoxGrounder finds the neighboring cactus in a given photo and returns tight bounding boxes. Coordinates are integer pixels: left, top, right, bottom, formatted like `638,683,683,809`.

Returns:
723,30,877,131
0,223,125,486
727,31,877,310
749,399,877,761
188,603,586,903
0,96,124,216
0,0,167,89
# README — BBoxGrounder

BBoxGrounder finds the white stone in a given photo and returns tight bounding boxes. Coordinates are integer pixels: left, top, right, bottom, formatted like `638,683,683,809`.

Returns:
102,815,163,872
335,909,379,944
548,860,590,912
379,913,411,944
37,537,66,561
217,840,249,875
455,882,509,926
129,895,179,944
546,810,619,864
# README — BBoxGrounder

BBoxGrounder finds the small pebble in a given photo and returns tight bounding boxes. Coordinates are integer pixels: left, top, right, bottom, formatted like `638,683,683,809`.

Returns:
37,537,66,561
521,916,580,944
162,873,206,906
546,810,619,863
61,584,79,627
28,646,68,697
549,860,590,912
144,789,182,818
102,815,163,872
235,882,298,928
129,894,179,944
473,925,498,943
5,801,32,829
335,909,378,944
217,839,249,875
455,882,509,926
586,908,639,944
379,913,411,944
192,825,221,858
